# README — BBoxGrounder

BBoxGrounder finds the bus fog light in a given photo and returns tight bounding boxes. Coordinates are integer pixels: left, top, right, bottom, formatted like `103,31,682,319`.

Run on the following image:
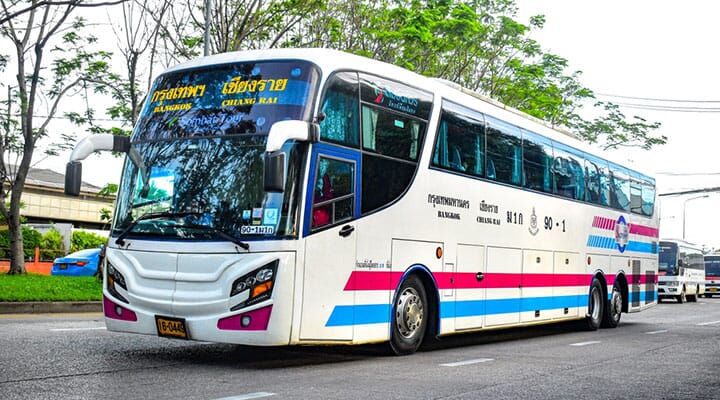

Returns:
115,306,123,316
241,316,252,327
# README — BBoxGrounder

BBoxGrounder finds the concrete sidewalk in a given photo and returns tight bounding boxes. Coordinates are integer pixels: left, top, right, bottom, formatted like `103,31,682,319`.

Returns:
0,301,102,314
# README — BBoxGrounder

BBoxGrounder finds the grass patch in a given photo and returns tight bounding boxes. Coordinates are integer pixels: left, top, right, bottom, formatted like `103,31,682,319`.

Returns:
0,273,102,302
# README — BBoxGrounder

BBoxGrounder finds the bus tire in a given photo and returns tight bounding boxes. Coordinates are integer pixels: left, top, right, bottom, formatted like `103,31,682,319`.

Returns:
389,274,427,356
601,284,622,328
677,287,687,303
583,278,604,331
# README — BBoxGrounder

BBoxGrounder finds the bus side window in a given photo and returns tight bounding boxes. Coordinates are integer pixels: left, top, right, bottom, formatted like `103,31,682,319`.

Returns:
630,179,643,214
641,181,655,216
486,117,521,185
319,72,360,148
311,157,355,229
431,102,485,176
610,170,631,211
585,160,601,204
522,130,553,193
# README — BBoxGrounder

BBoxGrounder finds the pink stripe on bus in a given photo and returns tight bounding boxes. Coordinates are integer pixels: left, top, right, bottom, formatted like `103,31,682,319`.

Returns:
629,224,659,238
591,215,657,238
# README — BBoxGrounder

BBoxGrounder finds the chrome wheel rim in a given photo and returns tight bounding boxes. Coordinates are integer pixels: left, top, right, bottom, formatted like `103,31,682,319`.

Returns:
590,286,601,320
610,289,622,320
396,287,424,339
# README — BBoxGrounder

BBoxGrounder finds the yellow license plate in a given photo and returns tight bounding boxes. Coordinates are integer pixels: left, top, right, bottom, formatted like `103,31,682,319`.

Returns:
709,288,718,292
155,316,188,339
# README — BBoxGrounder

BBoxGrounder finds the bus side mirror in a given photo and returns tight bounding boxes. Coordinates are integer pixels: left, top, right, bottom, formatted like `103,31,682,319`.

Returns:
65,161,82,196
264,151,285,192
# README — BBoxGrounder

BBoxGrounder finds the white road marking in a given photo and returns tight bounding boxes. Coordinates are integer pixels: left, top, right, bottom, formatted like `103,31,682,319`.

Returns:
213,393,275,400
645,329,669,335
697,320,720,326
440,358,494,367
569,340,601,347
50,327,106,332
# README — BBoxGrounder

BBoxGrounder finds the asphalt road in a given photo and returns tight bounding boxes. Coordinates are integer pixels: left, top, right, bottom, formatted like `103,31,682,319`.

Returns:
1,298,719,400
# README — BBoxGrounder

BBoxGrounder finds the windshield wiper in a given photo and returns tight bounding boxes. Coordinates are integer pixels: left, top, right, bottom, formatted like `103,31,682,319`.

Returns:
183,223,250,251
115,211,204,246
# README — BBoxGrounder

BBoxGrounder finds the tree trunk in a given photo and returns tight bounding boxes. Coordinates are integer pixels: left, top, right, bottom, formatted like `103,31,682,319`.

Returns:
7,210,25,275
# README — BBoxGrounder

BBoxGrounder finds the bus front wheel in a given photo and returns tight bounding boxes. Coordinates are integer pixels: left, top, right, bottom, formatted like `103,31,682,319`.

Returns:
583,278,604,330
389,275,428,356
677,287,687,303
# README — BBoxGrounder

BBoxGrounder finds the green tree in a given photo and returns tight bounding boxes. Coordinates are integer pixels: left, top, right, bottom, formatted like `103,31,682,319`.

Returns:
40,227,65,260
71,230,107,253
0,0,124,274
293,0,663,150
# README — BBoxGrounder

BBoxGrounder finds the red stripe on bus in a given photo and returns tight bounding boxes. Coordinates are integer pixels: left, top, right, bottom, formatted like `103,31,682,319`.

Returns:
345,271,599,291
345,271,657,291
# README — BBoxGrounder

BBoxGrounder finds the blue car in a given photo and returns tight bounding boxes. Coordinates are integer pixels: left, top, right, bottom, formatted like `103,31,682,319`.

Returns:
51,248,101,277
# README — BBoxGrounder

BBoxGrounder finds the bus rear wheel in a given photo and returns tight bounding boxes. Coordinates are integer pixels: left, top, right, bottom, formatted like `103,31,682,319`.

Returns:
583,278,604,330
601,284,622,328
389,275,427,356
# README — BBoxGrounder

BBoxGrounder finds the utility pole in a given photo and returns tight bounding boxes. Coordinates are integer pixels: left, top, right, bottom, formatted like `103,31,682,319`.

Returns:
204,0,211,56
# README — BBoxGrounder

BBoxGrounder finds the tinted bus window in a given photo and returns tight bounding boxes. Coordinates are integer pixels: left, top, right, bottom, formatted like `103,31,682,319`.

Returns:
552,143,585,200
641,181,655,216
585,159,601,204
432,101,486,177
358,73,432,214
611,169,631,211
522,129,553,193
486,115,522,185
319,72,360,147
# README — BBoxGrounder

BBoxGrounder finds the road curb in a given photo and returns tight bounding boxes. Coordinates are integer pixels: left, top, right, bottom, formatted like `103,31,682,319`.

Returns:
0,301,102,314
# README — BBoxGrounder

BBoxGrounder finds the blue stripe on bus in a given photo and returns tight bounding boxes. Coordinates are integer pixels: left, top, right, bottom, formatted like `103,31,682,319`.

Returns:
326,304,391,326
586,235,655,254
326,295,588,327
444,295,587,319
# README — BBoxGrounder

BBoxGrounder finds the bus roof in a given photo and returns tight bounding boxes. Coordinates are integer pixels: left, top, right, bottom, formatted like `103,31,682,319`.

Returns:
161,48,654,183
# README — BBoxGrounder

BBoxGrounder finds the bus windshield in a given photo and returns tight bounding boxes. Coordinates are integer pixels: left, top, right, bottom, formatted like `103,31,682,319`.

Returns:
706,257,720,277
112,60,319,242
659,243,678,275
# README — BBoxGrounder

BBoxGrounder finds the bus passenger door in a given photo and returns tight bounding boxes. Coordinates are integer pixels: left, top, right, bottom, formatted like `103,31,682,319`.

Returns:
299,146,360,341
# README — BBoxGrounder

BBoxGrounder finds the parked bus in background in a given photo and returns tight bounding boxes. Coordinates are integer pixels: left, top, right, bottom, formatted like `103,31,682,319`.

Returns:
704,254,720,297
658,239,705,303
64,48,659,355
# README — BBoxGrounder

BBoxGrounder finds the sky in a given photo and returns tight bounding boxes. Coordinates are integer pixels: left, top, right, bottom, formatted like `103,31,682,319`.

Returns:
514,0,720,249
33,0,720,248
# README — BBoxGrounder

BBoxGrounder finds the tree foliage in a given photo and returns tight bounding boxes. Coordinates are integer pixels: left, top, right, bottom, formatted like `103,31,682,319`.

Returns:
70,230,107,253
0,0,121,274
117,0,664,151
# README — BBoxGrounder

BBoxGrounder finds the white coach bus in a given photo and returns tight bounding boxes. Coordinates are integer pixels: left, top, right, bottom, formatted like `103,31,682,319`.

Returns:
65,48,659,355
658,239,705,302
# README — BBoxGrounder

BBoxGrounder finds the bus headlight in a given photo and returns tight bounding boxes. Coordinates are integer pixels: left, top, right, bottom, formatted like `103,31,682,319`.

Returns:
230,260,278,310
107,262,129,303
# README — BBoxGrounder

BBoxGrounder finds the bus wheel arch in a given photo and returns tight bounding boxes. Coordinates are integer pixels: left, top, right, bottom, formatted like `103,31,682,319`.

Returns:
389,266,439,356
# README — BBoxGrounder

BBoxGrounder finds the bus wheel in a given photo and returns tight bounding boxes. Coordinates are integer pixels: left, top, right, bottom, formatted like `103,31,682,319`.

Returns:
389,275,427,356
677,287,687,303
583,278,604,330
602,284,622,328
